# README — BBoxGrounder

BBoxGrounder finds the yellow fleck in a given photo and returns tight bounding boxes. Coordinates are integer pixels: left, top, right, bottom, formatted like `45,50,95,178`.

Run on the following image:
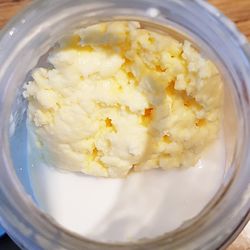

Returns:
88,147,99,161
166,81,176,96
92,147,98,158
148,36,155,44
163,135,171,143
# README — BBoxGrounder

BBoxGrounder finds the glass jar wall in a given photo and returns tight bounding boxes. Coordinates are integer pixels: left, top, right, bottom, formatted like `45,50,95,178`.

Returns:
0,1,249,249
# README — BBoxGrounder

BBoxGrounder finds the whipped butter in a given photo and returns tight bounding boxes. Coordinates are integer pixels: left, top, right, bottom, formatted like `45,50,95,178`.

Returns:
24,21,223,177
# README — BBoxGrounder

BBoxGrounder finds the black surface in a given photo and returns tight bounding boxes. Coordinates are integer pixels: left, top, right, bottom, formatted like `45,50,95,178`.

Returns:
0,235,20,250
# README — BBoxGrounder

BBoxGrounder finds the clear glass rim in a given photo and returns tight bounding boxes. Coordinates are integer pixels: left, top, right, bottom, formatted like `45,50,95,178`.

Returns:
0,0,249,249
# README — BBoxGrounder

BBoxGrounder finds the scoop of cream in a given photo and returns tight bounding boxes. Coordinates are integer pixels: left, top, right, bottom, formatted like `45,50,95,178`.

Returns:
24,21,223,178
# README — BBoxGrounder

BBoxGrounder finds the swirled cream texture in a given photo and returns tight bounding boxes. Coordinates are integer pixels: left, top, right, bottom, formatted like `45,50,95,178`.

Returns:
24,21,223,177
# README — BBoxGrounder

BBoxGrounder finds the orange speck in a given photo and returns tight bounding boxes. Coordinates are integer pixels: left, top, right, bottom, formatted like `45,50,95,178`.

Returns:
105,118,113,128
166,81,202,110
124,57,132,65
155,65,166,72
120,42,131,52
183,95,202,110
105,118,117,132
144,108,154,117
196,119,206,127
127,71,134,79
141,108,154,126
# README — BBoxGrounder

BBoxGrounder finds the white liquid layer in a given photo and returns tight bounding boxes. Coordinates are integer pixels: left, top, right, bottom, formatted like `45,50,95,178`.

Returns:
29,133,225,243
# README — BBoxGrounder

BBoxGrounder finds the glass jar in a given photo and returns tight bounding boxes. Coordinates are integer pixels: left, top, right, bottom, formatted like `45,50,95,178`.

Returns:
0,0,249,249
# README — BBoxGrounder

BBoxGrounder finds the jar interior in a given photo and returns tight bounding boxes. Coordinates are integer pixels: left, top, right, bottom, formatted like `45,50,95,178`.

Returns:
7,17,239,244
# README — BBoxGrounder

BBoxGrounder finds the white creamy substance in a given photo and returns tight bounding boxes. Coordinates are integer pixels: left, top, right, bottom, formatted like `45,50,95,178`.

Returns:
29,131,225,242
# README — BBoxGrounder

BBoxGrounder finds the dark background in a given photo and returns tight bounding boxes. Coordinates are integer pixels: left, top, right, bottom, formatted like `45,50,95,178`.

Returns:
0,235,20,250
